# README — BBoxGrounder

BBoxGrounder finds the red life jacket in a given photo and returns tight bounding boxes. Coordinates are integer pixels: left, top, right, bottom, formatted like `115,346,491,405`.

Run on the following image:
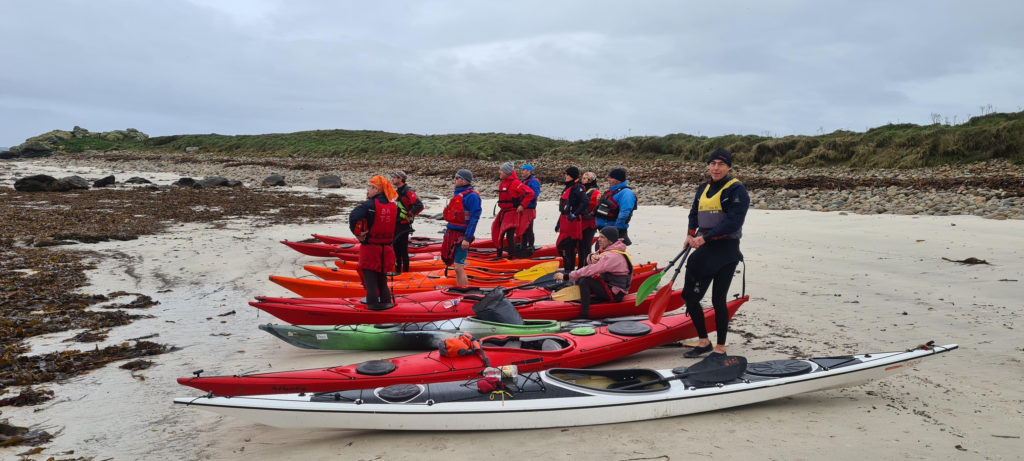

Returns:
497,173,523,210
444,189,479,227
366,198,397,244
397,187,419,225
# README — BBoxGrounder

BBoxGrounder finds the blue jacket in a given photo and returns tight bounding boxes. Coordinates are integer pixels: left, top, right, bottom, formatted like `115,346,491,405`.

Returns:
522,175,541,209
596,181,636,230
445,185,482,241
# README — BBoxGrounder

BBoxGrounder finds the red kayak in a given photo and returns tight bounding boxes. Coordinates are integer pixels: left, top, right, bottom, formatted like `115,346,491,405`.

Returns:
282,240,559,259
179,295,748,396
250,275,673,325
314,234,498,250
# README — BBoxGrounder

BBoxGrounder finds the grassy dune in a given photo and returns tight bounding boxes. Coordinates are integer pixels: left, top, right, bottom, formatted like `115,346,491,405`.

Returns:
59,111,1024,167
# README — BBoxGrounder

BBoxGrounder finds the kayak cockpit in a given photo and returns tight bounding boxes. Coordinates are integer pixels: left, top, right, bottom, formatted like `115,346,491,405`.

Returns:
482,335,570,351
547,368,668,393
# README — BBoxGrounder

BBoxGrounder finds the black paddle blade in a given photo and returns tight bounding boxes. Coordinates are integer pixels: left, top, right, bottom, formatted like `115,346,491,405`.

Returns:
677,354,748,387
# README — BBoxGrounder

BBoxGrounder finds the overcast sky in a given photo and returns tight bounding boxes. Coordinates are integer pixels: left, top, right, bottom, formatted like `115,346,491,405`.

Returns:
2,1,1022,147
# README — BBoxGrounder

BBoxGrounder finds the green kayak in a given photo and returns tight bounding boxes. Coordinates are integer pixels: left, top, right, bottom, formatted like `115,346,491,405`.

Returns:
259,317,588,351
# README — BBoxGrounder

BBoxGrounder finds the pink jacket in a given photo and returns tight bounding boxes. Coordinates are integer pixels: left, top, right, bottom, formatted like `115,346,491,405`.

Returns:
568,240,631,293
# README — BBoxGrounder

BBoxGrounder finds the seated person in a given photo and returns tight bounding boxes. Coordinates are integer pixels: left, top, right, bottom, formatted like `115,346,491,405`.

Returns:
553,226,632,317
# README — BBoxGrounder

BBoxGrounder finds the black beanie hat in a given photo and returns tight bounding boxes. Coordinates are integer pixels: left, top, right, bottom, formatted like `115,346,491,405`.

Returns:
565,166,580,180
599,226,619,241
707,147,732,167
608,168,626,182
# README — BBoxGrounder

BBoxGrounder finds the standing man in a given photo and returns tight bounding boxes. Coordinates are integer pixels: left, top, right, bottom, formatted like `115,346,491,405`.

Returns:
594,168,636,246
578,171,601,267
350,175,399,310
681,148,750,358
442,169,482,286
492,161,535,258
389,170,424,274
555,166,588,272
518,163,541,256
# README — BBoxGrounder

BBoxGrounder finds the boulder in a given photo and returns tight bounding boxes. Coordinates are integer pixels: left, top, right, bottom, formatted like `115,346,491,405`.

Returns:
125,177,152,184
262,174,286,187
58,176,91,190
197,176,230,188
225,180,243,187
0,150,16,159
173,177,200,188
14,174,61,192
317,175,343,188
93,175,116,188
72,126,91,138
11,141,54,158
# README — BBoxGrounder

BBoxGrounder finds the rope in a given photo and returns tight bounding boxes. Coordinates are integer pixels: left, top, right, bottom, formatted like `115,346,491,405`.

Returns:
489,390,514,405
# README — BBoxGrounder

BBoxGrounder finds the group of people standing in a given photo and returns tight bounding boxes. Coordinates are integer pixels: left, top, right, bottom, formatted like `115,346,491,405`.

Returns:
349,148,749,358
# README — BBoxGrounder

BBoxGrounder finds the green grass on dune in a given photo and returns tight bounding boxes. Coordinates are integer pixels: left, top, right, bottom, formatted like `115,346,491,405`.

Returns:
59,111,1024,167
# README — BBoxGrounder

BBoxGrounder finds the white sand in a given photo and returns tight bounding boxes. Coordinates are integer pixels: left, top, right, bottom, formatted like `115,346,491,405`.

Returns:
2,176,1022,460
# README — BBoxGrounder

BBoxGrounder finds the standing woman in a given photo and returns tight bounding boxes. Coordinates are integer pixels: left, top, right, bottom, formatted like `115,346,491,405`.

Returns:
492,161,534,258
555,167,588,272
389,170,424,274
350,175,399,310
578,171,601,267
681,148,750,358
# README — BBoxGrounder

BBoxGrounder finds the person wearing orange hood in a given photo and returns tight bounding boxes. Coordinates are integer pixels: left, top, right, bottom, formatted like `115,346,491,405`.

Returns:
492,161,535,258
349,175,399,309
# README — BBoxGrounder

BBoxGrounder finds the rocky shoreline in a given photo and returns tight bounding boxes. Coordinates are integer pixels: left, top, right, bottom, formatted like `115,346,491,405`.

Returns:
10,151,1024,220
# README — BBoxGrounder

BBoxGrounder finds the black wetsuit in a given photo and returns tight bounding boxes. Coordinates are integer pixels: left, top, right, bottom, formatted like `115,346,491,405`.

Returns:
682,176,750,345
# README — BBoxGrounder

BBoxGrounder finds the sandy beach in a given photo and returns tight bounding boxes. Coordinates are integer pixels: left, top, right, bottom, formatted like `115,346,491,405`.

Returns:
1,159,1022,460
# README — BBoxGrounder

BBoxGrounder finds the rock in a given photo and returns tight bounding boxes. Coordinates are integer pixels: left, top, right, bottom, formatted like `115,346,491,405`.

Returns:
33,236,76,247
72,126,91,138
0,150,16,159
93,175,116,188
197,176,230,188
225,180,243,187
125,177,151,184
263,174,286,187
185,146,200,154
173,177,200,188
14,174,61,192
58,176,90,190
317,175,343,188
10,141,54,158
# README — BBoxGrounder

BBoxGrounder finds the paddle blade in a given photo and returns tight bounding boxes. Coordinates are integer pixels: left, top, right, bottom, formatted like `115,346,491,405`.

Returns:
551,285,581,302
647,283,674,324
634,271,665,306
513,261,561,281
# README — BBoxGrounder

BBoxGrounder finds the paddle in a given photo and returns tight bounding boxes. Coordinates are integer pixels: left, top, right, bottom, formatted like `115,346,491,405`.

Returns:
617,354,747,391
513,272,560,289
550,284,580,301
647,246,693,324
634,246,691,306
512,261,561,281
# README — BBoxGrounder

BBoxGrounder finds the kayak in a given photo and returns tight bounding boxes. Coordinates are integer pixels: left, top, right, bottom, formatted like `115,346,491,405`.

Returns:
177,295,747,396
314,234,498,250
256,317,611,351
282,241,559,259
313,256,565,278
304,264,544,283
251,272,671,325
268,262,655,303
174,342,955,430
270,262,658,298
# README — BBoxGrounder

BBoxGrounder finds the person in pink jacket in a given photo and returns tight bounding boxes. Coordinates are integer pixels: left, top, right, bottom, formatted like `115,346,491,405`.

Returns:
554,226,633,317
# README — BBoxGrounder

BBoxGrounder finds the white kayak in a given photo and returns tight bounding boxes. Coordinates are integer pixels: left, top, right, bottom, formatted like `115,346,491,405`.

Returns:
173,342,956,431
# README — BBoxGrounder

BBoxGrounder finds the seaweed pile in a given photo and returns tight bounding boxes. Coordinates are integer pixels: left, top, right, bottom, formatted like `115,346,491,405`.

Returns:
0,184,351,452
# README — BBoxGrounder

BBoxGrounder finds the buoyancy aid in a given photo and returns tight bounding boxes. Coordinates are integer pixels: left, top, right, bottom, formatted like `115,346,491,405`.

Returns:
396,185,420,225
444,188,480,227
558,180,585,215
582,185,600,218
366,198,398,245
697,178,742,239
594,186,634,223
497,173,526,210
598,249,634,291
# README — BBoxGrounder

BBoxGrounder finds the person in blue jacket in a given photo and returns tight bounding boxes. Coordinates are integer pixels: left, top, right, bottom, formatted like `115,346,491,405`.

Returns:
441,169,483,286
594,168,636,247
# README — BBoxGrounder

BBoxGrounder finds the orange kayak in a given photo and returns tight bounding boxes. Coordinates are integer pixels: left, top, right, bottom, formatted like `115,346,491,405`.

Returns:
324,255,563,275
272,262,658,298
